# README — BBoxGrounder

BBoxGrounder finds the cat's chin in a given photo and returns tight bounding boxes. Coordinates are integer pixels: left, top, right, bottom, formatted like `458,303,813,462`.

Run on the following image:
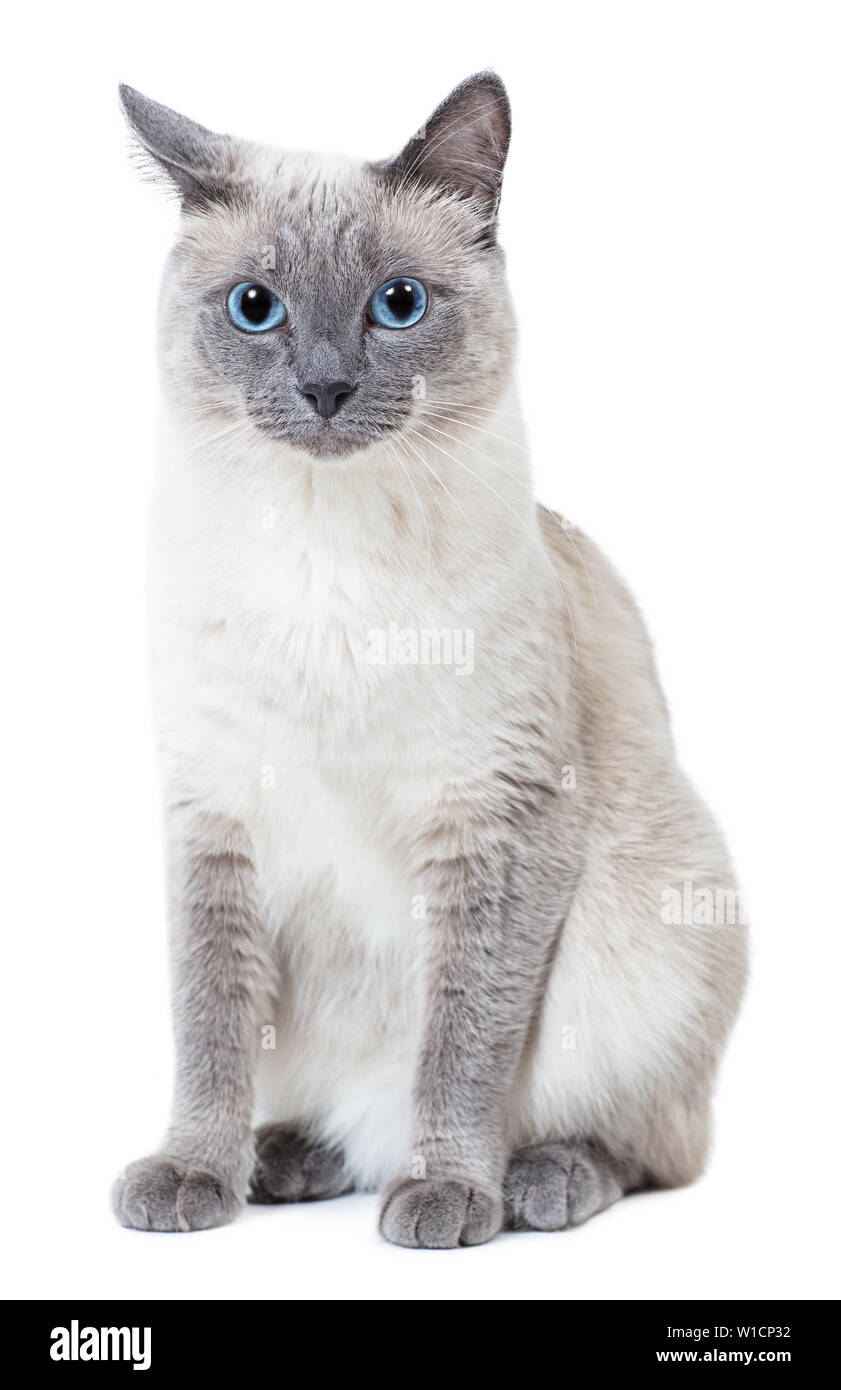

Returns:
254,419,394,462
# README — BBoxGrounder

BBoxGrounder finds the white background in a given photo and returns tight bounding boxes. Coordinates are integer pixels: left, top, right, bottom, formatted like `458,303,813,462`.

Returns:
2,0,838,1301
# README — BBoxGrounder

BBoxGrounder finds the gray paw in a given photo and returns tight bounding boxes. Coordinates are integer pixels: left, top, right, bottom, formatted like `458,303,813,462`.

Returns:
248,1125,352,1204
112,1155,241,1232
379,1176,503,1249
503,1141,626,1231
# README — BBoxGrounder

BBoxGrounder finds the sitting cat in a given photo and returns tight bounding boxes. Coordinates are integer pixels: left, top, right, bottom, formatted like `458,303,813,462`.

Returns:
113,73,747,1247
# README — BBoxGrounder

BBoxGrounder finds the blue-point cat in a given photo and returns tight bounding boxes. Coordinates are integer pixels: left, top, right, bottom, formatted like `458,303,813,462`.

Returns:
113,75,746,1247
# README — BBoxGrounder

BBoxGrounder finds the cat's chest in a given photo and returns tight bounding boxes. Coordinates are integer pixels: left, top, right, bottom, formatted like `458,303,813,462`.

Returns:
151,486,481,768
197,539,443,727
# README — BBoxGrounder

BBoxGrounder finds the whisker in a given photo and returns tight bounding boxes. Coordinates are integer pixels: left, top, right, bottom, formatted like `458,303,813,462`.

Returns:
419,397,525,420
391,436,446,521
180,417,256,459
409,426,579,681
383,445,430,613
416,420,599,614
400,430,482,547
420,408,528,453
401,430,517,681
388,442,433,586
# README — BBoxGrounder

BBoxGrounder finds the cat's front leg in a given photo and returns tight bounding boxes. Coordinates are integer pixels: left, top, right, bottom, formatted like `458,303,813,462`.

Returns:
113,810,271,1232
380,800,575,1249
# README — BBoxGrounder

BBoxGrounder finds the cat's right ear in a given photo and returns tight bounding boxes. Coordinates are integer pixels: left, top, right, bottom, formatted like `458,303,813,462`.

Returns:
118,86,237,208
377,73,512,243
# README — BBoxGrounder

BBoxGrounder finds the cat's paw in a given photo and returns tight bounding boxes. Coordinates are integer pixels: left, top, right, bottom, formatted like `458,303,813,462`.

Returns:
112,1155,241,1232
379,1176,503,1249
248,1124,352,1204
503,1141,625,1231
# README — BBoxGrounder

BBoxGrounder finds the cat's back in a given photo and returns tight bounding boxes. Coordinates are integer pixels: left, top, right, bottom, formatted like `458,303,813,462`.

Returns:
538,505,671,738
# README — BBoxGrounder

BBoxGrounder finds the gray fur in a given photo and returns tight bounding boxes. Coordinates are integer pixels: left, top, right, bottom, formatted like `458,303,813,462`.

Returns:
249,1126,352,1204
119,85,242,208
376,72,511,239
112,813,272,1231
503,1141,644,1231
380,1176,502,1249
378,759,587,1244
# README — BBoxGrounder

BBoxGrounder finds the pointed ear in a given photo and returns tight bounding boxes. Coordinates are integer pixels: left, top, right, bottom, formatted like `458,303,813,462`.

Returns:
118,85,239,207
380,72,511,235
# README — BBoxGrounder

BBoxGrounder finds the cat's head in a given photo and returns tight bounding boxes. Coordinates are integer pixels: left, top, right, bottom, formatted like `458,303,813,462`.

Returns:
120,75,514,461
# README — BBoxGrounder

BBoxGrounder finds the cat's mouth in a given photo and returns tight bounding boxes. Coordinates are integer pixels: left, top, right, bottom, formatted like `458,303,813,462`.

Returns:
251,406,411,459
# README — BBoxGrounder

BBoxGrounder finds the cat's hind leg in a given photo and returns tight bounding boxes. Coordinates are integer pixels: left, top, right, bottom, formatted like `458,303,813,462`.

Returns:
503,1140,644,1231
504,1084,713,1231
248,1125,353,1204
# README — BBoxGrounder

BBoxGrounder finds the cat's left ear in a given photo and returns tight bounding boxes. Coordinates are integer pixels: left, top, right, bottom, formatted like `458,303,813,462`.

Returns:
378,72,511,241
119,86,240,208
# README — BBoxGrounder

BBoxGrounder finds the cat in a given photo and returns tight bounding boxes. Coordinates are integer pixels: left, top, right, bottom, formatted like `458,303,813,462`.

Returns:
112,73,747,1247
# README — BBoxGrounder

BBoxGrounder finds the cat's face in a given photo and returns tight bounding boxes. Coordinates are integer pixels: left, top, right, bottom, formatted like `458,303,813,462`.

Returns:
122,76,514,462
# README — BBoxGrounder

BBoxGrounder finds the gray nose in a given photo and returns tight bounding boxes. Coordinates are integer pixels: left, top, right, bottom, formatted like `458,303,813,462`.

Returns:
300,380,356,419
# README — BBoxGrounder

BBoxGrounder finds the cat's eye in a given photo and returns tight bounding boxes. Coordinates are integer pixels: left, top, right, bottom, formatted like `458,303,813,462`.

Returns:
227,282,287,333
368,278,428,329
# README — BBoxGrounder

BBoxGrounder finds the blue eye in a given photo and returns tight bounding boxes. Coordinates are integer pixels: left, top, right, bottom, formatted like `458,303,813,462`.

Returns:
369,278,428,329
227,282,287,332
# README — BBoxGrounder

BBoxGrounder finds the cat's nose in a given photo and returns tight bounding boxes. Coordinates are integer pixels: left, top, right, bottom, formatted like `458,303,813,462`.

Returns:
299,380,356,419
